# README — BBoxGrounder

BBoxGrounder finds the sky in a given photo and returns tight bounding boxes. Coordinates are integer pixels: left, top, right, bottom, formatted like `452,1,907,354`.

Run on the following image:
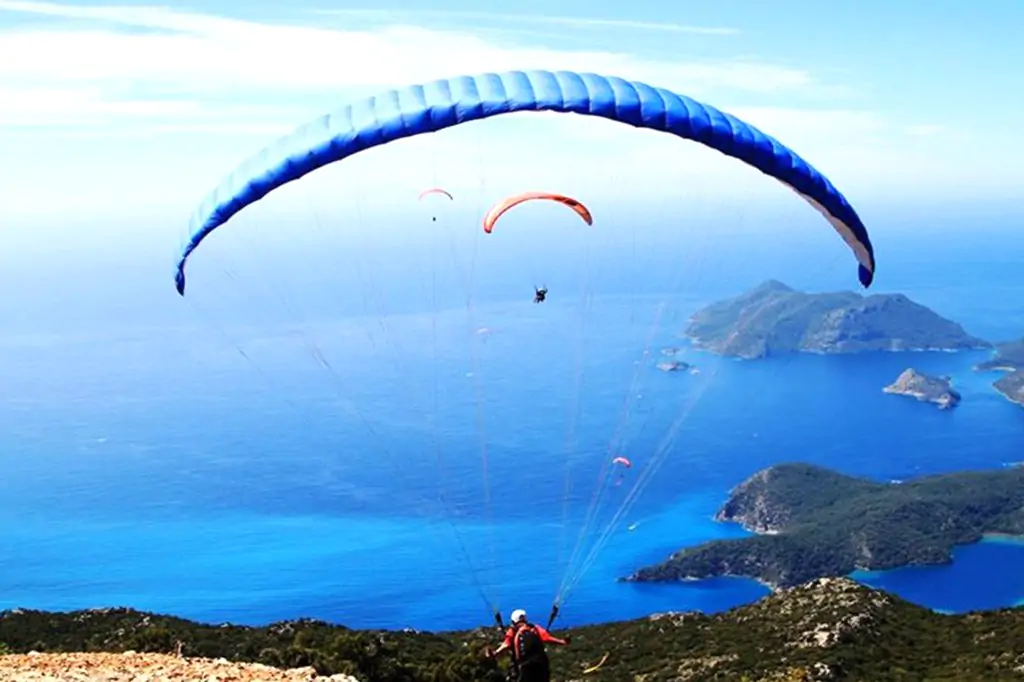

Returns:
0,1,1021,271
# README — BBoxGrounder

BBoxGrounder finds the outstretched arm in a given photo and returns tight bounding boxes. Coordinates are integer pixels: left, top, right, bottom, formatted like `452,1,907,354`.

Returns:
486,629,515,658
535,625,569,646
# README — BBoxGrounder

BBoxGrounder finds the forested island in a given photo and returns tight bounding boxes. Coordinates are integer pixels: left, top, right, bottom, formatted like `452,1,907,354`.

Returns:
626,463,1024,589
685,280,989,359
681,281,1024,406
9,577,1024,681
883,368,960,409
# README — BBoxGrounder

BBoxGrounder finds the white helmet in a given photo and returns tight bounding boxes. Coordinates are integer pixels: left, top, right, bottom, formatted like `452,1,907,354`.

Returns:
510,609,527,624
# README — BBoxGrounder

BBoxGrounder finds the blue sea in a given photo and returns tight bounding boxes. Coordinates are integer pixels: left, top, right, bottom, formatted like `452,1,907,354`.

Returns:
2,202,1024,630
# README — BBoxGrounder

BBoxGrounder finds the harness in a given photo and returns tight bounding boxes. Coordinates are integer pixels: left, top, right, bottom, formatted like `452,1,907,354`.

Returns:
512,624,544,664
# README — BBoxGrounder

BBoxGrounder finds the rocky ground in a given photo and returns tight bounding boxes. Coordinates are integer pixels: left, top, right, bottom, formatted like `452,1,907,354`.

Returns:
0,651,359,682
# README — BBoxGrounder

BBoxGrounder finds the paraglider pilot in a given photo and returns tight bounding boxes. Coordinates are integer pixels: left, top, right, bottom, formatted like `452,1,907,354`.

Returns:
533,286,547,303
486,609,569,682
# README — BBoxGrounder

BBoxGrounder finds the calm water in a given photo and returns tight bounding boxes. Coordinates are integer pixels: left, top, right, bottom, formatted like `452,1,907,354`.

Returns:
1,209,1023,629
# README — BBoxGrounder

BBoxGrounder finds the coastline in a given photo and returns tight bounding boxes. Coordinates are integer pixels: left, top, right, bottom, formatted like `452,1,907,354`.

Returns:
645,466,1024,595
687,337,988,359
994,383,1024,407
975,364,1020,372
981,532,1024,544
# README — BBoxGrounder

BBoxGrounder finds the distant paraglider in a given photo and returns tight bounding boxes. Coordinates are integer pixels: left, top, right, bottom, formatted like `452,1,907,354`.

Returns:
612,455,632,487
483,191,593,303
482,191,592,235
418,187,453,222
419,188,453,201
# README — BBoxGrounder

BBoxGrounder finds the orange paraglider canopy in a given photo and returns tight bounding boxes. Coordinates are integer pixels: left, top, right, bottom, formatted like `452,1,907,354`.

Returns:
612,456,632,468
482,191,592,233
419,188,453,201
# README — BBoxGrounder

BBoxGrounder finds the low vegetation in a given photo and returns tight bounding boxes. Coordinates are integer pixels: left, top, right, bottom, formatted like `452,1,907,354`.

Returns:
6,577,1024,680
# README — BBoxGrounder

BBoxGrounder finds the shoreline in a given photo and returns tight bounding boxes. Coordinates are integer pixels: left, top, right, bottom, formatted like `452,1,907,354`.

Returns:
665,533,1024,596
993,383,1024,407
981,532,1024,544
975,364,1020,373
687,338,990,359
996,390,1024,407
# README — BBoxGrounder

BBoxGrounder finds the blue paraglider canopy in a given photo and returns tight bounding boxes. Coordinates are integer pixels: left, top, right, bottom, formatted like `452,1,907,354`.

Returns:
175,69,875,295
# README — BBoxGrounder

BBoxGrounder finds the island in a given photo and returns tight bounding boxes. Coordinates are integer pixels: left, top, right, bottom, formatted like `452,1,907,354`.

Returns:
625,463,1024,590
883,368,961,409
684,280,990,359
9,576,1024,681
656,360,690,372
976,337,1024,407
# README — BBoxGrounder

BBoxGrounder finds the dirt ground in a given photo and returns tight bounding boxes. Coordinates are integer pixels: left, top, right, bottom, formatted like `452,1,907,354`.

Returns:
0,651,360,681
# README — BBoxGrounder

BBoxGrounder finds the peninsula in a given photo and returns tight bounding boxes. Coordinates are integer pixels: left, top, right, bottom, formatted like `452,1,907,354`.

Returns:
626,463,1024,589
883,368,960,409
995,372,1024,406
976,338,1024,406
976,338,1024,372
685,280,989,359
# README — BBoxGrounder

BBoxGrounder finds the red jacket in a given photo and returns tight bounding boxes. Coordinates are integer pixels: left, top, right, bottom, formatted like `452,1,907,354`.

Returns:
503,623,567,653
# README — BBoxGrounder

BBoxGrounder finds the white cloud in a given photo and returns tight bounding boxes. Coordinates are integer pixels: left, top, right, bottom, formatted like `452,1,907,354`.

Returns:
0,0,813,133
0,86,203,126
0,0,991,224
904,124,946,136
728,107,888,140
315,8,740,35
